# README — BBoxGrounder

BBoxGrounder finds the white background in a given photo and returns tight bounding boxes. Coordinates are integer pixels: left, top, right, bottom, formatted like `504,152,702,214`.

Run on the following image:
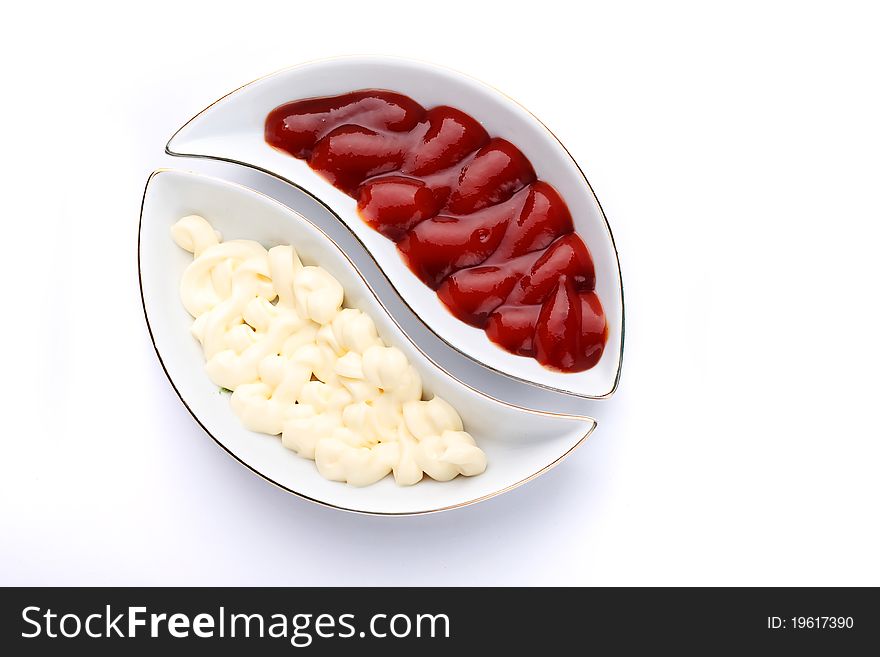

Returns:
2,0,878,586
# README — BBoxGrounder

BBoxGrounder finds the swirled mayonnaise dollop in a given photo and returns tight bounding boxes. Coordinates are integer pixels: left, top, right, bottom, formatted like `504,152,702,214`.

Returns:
171,215,488,487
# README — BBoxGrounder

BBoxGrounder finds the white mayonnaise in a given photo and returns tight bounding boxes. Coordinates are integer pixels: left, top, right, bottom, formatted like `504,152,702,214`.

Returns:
172,215,487,487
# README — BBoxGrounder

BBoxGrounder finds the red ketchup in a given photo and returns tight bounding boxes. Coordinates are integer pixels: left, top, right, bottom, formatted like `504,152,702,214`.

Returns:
265,90,607,372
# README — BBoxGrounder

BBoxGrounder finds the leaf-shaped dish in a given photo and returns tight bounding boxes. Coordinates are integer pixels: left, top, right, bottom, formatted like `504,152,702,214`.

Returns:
167,56,624,399
139,170,596,514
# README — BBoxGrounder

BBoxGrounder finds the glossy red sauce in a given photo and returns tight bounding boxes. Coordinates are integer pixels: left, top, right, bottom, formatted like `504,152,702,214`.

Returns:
265,90,607,372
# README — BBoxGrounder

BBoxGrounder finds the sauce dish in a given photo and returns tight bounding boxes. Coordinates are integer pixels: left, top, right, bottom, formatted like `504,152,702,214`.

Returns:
139,169,597,514
166,56,624,399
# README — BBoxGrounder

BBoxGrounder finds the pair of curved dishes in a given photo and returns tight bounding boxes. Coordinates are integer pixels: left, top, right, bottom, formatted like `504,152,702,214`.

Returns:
142,56,624,514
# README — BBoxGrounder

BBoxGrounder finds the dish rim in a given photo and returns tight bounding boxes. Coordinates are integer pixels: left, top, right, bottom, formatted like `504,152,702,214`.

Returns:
138,168,598,516
165,54,626,401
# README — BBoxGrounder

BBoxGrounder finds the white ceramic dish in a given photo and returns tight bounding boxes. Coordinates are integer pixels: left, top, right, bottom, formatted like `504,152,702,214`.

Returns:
139,170,597,515
167,56,624,399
